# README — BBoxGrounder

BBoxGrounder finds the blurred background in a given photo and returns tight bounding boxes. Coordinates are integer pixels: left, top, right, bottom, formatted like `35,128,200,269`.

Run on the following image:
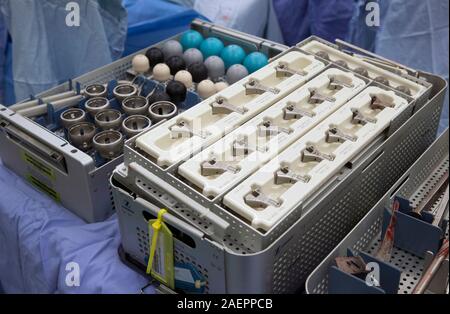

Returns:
0,0,448,130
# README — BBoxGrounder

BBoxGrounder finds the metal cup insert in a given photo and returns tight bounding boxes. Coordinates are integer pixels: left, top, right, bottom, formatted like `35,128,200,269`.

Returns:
148,101,178,122
122,115,152,138
94,109,123,130
60,108,86,130
113,84,138,103
122,96,149,116
68,122,96,151
93,130,124,160
85,97,110,117
84,83,107,98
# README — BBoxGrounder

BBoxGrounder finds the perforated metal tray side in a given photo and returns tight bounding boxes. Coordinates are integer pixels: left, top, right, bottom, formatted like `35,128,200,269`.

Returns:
306,128,449,294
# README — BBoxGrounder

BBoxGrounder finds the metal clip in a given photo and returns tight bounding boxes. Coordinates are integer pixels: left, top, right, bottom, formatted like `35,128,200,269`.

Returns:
232,137,251,156
301,144,335,162
244,79,280,95
200,158,239,176
231,137,266,157
170,120,209,139
211,97,247,115
351,109,377,125
326,125,358,143
274,166,310,184
257,120,291,137
369,96,394,111
328,76,354,90
244,188,281,208
275,61,308,78
308,88,336,104
283,103,316,120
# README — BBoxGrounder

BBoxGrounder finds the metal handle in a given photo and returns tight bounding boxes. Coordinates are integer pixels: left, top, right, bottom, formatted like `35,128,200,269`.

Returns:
335,39,419,78
1,122,67,173
129,162,230,242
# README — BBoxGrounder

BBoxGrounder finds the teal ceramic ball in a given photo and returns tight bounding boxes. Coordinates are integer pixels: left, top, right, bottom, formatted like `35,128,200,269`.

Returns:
243,52,268,73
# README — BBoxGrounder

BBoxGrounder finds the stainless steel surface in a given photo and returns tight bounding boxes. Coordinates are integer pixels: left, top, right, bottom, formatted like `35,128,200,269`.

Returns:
113,37,446,293
60,108,87,130
0,20,287,223
306,129,449,294
148,101,177,122
94,109,123,131
122,115,152,138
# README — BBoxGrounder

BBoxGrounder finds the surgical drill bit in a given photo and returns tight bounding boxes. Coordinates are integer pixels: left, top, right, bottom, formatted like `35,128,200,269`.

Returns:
275,61,308,78
200,158,239,176
170,120,209,139
283,103,316,120
369,96,394,111
328,76,354,90
257,120,291,137
325,124,358,143
351,108,377,125
244,188,281,208
274,166,310,184
211,97,247,115
301,144,335,163
308,88,336,104
244,78,280,95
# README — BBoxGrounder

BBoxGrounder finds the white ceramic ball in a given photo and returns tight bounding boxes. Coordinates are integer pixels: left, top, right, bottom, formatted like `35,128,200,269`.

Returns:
174,70,193,89
214,81,229,92
132,54,150,74
197,80,216,99
152,63,171,82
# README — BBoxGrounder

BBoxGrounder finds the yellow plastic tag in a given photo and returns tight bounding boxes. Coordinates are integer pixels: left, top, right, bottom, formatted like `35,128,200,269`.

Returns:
146,209,175,289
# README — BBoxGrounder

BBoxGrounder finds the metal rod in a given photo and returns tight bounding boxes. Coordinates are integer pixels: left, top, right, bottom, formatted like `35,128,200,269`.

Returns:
9,90,77,111
432,185,449,226
411,171,449,218
412,239,449,294
16,95,84,118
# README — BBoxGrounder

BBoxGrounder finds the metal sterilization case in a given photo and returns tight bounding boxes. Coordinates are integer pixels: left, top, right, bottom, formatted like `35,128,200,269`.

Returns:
111,37,446,293
306,129,449,294
0,19,288,223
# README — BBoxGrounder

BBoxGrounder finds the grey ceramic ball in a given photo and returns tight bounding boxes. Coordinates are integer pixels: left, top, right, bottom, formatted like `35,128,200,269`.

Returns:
204,56,225,81
226,64,249,85
161,40,183,60
183,48,204,67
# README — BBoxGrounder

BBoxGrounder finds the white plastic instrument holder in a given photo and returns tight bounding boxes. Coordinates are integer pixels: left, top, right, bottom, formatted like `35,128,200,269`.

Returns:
300,40,428,99
223,86,410,231
134,51,326,167
178,68,367,198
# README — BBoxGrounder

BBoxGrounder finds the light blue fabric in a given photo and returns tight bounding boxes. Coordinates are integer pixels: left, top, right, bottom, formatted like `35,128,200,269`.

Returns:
273,0,355,46
0,11,5,104
0,0,128,105
168,0,284,44
0,160,151,293
348,0,449,133
123,0,203,56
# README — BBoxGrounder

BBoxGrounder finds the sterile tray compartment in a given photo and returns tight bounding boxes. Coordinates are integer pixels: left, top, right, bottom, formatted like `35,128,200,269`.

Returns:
114,39,447,293
134,50,325,168
177,67,368,199
297,36,432,110
306,129,448,294
0,19,288,223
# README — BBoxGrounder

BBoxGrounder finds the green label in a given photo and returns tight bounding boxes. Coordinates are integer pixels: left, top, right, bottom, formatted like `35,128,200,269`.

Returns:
21,150,55,180
26,174,60,202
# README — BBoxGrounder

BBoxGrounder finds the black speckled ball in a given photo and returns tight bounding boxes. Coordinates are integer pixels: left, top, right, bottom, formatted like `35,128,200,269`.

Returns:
147,90,171,105
166,80,187,104
187,62,209,83
145,47,165,68
166,56,186,75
